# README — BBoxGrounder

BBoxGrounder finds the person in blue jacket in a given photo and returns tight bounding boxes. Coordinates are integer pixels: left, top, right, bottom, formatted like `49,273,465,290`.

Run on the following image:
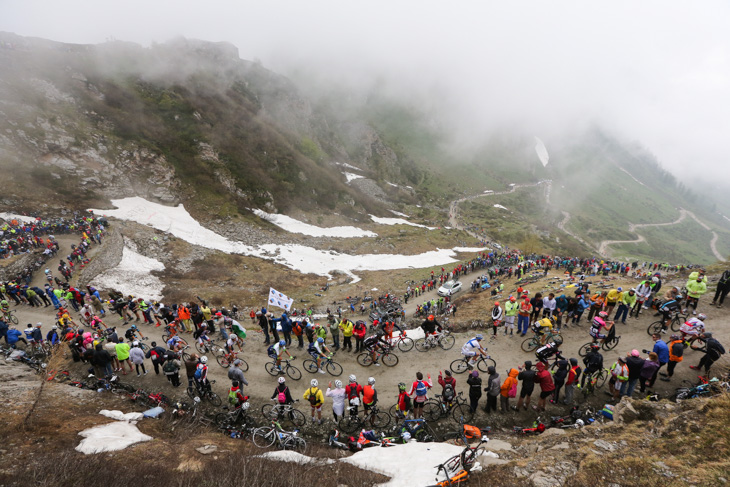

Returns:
6,327,27,348
648,333,669,387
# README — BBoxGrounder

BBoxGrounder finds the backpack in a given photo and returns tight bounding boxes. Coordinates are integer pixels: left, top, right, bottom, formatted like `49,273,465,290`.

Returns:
402,394,412,411
194,366,203,380
508,380,517,398
229,389,239,406
163,360,177,375
307,387,318,406
443,382,454,402
415,380,428,397
671,341,684,359
277,386,288,404
293,323,302,336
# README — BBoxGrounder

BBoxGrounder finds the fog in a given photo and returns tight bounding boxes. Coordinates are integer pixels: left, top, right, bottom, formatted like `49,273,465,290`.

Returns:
2,1,729,183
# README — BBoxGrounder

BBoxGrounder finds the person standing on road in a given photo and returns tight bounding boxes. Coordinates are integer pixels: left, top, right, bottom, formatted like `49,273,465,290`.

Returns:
711,269,730,308
624,349,644,397
326,380,347,422
517,295,532,337
227,359,248,389
504,296,518,336
466,370,482,413
690,332,726,375
483,366,500,414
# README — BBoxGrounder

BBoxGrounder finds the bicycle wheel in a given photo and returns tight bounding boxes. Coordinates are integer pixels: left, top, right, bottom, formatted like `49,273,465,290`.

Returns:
293,437,307,452
602,336,620,351
647,321,664,336
477,357,496,372
594,370,608,389
217,354,231,368
207,392,222,407
9,313,18,325
397,337,414,352
414,338,429,352
139,343,149,353
461,446,484,472
261,404,276,420
423,401,443,422
215,412,231,428
326,360,343,376
438,335,455,350
382,352,399,367
252,426,276,448
578,343,593,357
302,359,319,374
370,410,392,429
450,358,469,374
357,353,373,367
689,338,706,351
670,318,682,332
195,342,207,354
521,337,538,352
239,359,249,372
264,362,279,376
187,386,197,401
451,403,473,424
339,415,361,434
286,408,306,427
285,365,302,381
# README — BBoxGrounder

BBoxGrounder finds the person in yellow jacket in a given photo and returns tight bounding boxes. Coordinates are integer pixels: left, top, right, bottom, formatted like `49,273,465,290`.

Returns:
684,276,707,315
339,318,354,351
605,288,622,317
304,378,325,424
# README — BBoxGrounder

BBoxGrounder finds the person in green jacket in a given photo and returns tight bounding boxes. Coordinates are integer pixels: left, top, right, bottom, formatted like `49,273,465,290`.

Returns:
684,276,707,315
504,296,518,336
613,288,636,324
115,337,133,375
328,314,340,350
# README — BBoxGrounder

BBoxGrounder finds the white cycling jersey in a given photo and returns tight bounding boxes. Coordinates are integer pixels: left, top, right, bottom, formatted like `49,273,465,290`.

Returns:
461,338,482,356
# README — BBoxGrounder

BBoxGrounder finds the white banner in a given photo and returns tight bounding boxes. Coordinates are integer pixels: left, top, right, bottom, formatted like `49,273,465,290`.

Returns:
268,287,293,311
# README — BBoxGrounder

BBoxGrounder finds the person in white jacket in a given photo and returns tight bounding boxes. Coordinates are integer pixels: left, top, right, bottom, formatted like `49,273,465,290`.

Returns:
631,283,652,318
326,380,347,422
542,293,556,318
129,341,147,377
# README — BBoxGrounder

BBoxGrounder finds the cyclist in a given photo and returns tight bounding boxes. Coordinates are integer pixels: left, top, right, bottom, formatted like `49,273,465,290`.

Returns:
535,336,563,365
166,334,185,353
309,336,331,374
272,376,293,404
420,314,442,345
228,380,247,408
268,339,293,374
194,356,211,394
193,323,211,350
531,316,555,345
0,299,10,315
345,375,363,416
46,325,60,346
380,320,402,341
224,333,242,354
363,331,388,366
589,311,614,344
460,335,487,369
657,294,682,332
303,378,325,424
680,313,706,344
124,324,141,342
395,382,412,419
580,344,604,388
362,377,378,412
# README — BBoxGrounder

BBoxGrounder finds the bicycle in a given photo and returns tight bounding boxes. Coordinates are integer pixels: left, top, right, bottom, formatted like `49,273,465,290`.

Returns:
357,348,399,367
647,312,686,335
302,354,343,376
252,420,306,452
216,349,249,371
415,330,455,352
195,339,224,355
578,327,621,357
449,353,496,374
521,330,563,352
261,400,306,427
579,368,609,400
264,358,302,380
215,400,257,431
427,434,489,486
338,404,392,434
423,392,473,423
2,310,18,325
387,332,415,352
187,379,222,407
389,417,437,442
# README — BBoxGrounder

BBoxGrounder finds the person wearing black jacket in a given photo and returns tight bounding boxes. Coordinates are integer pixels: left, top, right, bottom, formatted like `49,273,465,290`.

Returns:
624,349,645,397
551,359,569,404
581,345,603,388
466,370,482,413
145,341,167,375
94,343,113,377
690,333,726,374
711,269,730,308
513,361,535,411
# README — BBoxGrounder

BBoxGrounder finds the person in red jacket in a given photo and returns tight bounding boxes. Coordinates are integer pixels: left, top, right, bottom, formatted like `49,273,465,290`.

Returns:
353,320,367,353
533,361,555,412
345,374,363,416
437,370,456,406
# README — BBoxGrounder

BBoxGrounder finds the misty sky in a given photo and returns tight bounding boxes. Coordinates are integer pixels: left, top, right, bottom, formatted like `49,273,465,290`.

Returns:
2,1,729,182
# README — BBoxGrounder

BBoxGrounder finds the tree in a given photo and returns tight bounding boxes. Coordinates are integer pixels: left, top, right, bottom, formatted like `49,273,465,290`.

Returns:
521,233,542,255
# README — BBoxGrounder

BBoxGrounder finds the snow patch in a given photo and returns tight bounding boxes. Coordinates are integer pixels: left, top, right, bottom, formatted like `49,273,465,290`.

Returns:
452,247,488,252
493,204,508,210
91,241,165,300
99,410,144,421
344,172,365,183
90,198,476,283
76,421,152,454
335,162,363,171
369,215,436,230
386,181,399,187
0,213,36,224
388,210,410,218
253,209,377,238
256,450,335,465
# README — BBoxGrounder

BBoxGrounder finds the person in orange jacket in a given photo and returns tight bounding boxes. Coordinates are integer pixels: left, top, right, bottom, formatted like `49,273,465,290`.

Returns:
500,368,519,412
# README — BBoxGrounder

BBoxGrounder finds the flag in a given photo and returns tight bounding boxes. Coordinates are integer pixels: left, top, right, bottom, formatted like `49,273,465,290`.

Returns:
268,287,293,312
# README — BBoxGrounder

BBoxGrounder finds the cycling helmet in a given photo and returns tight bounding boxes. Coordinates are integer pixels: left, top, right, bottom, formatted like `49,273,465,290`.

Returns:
131,324,137,329
698,313,707,321
552,335,563,346
35,322,42,327
475,334,483,340
575,419,584,427
278,377,286,384
349,374,356,383
335,380,343,388
401,432,411,441
598,311,608,318
617,287,622,292
428,315,435,321
317,337,324,344
675,294,683,300
368,377,375,385
133,341,139,346
311,379,318,387
398,382,407,391
232,380,240,387
652,277,659,283
669,334,680,341
200,356,208,364
279,340,286,346
590,343,601,350
702,332,713,339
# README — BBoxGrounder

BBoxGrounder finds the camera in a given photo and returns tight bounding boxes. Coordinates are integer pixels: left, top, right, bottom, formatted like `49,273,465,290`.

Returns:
641,349,650,354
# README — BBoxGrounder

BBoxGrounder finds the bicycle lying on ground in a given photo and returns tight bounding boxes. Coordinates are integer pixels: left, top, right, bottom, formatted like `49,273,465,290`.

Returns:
252,420,306,452
427,433,489,486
